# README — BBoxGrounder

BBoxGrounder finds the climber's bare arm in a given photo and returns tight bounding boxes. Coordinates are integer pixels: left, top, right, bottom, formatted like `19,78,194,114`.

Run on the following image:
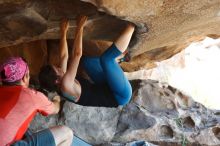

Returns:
59,19,69,73
114,23,135,53
61,16,87,101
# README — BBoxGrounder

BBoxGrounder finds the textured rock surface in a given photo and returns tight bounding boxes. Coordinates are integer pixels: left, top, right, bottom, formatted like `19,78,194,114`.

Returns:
63,102,121,144
30,80,220,146
1,1,220,145
113,80,220,146
83,0,220,71
0,0,128,47
0,40,47,78
125,37,220,110
1,0,220,71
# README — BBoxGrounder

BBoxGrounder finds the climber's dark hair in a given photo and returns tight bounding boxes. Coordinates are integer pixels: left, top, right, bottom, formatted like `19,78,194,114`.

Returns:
38,65,59,92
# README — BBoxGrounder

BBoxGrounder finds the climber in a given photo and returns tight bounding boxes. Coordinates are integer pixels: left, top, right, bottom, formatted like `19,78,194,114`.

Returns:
0,57,73,146
39,16,135,107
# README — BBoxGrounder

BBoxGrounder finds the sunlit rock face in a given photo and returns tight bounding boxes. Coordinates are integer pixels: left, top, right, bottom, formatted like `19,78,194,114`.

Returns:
88,0,220,71
126,37,220,110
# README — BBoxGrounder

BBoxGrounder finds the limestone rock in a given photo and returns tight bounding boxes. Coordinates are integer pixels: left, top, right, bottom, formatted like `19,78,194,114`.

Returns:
30,114,59,132
111,80,220,145
30,79,220,145
1,0,220,71
126,37,220,110
63,102,121,144
1,1,219,145
0,40,47,79
30,102,121,145
83,0,220,72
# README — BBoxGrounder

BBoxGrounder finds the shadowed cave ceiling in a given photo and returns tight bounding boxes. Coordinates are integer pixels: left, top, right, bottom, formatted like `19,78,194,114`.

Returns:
0,0,220,75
